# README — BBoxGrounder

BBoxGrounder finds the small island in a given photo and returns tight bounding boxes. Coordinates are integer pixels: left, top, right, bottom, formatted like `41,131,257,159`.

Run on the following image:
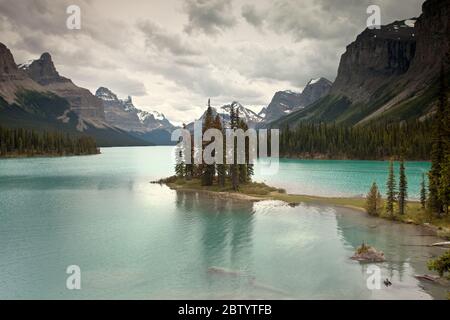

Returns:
351,243,385,263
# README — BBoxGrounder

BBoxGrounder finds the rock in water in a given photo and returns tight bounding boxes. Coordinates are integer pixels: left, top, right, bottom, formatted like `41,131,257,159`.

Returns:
351,243,385,262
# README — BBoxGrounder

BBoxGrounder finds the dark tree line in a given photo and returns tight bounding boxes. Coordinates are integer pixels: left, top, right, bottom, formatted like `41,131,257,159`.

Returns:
427,66,450,216
280,120,433,160
0,126,99,157
175,101,254,190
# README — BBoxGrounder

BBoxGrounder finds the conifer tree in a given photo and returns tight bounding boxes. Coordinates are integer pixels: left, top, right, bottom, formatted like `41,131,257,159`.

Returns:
439,156,450,216
201,101,215,186
386,159,397,218
428,66,447,216
438,65,450,216
420,173,427,209
237,118,252,183
230,104,239,191
398,158,408,215
366,182,382,216
174,145,185,178
214,114,226,187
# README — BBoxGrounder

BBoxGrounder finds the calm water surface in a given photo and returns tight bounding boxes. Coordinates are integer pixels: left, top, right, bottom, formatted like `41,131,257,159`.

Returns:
0,147,446,299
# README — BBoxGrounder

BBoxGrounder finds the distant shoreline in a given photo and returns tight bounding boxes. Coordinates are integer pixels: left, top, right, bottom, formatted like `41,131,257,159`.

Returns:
0,150,101,159
280,154,432,162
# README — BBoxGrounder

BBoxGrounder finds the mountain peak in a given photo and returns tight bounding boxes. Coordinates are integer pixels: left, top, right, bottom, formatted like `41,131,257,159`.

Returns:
263,77,332,122
0,42,20,76
20,51,69,86
96,87,119,102
97,86,175,133
307,77,332,86
40,52,52,61
187,102,264,130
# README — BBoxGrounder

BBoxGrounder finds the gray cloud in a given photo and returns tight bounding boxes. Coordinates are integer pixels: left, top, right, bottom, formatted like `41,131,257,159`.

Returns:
183,0,237,35
0,0,426,123
243,0,424,45
138,20,201,56
241,4,264,28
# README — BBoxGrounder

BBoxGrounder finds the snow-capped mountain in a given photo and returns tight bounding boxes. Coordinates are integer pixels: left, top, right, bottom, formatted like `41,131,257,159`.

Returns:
95,87,175,134
221,102,264,126
186,101,264,130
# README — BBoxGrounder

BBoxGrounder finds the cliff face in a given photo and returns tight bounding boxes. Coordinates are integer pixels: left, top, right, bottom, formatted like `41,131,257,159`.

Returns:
0,43,44,103
271,0,450,128
0,43,20,78
331,20,417,102
21,53,105,121
405,0,450,83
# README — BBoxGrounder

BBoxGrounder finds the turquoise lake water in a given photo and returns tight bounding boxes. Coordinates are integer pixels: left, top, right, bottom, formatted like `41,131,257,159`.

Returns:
255,158,430,199
0,146,446,299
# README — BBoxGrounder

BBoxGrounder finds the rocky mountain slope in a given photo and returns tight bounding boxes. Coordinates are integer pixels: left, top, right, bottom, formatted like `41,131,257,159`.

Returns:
262,77,332,123
96,87,174,133
96,87,176,144
0,43,150,147
20,53,105,121
271,0,450,128
0,43,44,103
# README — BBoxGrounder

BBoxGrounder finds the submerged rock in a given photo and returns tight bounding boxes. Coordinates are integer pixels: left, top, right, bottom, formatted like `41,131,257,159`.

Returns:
288,202,300,207
351,243,385,262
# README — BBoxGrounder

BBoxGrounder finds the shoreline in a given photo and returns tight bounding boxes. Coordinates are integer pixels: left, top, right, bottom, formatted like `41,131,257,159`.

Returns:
0,151,101,159
279,155,432,162
159,177,450,240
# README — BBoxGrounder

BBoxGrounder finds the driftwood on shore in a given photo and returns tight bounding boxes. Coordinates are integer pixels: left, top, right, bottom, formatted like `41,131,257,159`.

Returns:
414,274,450,286
430,241,450,248
414,274,439,282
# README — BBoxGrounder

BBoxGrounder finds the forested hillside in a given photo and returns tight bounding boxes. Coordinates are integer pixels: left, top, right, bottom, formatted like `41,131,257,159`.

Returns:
280,120,433,160
0,126,99,157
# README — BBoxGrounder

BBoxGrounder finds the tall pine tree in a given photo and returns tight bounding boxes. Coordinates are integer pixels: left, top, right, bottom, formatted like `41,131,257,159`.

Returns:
420,173,427,209
398,158,408,215
201,100,215,186
386,159,397,218
438,64,450,216
230,104,239,191
214,114,226,187
428,66,447,216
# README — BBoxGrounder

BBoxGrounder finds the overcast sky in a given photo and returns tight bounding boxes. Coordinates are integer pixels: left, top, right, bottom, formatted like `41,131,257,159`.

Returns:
0,0,424,123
